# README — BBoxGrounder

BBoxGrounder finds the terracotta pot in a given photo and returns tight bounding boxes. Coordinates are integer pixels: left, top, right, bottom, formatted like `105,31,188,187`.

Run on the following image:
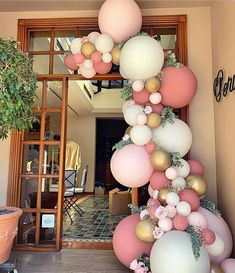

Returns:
0,207,22,264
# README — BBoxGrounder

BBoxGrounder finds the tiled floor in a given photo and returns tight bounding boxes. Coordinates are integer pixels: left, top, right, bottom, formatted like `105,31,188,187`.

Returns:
63,195,126,242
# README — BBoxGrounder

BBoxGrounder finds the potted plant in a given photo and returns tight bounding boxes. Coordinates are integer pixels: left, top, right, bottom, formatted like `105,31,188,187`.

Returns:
0,38,37,264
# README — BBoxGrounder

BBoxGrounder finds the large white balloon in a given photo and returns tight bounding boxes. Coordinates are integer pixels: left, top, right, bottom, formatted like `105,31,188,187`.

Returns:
122,99,135,114
175,159,190,178
152,118,192,157
88,31,100,43
124,104,143,126
205,233,225,257
130,125,152,146
70,38,82,55
150,231,210,273
120,36,164,80
95,33,114,53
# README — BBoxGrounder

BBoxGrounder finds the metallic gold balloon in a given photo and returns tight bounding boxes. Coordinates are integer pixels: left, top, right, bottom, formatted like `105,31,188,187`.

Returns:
150,149,172,171
186,175,207,197
136,219,156,243
146,113,161,129
158,187,171,205
210,262,225,273
111,45,121,65
145,77,161,93
81,42,96,59
125,126,132,135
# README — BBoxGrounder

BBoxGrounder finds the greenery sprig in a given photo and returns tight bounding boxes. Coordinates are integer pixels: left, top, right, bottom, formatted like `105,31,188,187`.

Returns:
187,225,203,260
121,84,133,101
164,50,183,68
112,138,132,151
128,204,147,214
200,198,221,216
161,107,175,126
171,152,183,167
0,38,37,140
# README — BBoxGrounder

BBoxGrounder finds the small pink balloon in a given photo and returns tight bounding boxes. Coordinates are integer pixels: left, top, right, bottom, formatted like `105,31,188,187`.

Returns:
202,228,216,245
158,218,173,232
148,205,159,221
94,60,112,74
145,140,156,154
187,159,205,176
149,92,162,105
151,103,164,114
179,189,200,211
79,65,96,79
188,211,208,229
165,167,178,180
73,53,85,65
81,36,89,43
136,113,147,125
173,215,189,231
150,171,171,190
147,198,161,208
165,204,177,218
64,54,78,70
132,80,144,92
221,258,235,273
91,51,102,64
133,89,150,105
113,214,153,268
83,59,94,69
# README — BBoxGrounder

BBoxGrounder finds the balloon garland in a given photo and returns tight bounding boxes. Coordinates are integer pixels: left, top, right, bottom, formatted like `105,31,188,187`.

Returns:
65,0,234,272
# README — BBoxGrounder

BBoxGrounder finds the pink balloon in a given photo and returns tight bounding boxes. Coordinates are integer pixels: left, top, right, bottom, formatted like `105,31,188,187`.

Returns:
179,189,200,211
202,229,216,245
173,215,188,231
79,65,96,79
165,167,178,180
110,144,154,188
145,140,156,154
133,89,150,105
159,66,197,108
150,171,171,190
148,184,154,197
147,198,161,208
148,205,159,221
132,80,144,92
113,214,153,268
198,207,233,263
187,159,205,176
73,53,85,65
149,92,162,105
188,212,208,229
136,113,147,125
64,54,78,70
94,60,112,74
151,103,164,114
221,259,235,273
91,51,102,64
98,0,142,43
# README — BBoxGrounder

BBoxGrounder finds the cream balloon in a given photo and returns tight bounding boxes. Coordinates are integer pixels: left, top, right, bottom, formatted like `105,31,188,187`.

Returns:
122,99,135,114
130,125,152,146
172,177,186,189
95,33,114,53
102,52,112,63
88,31,100,43
120,36,164,80
70,38,82,54
152,118,192,157
205,233,225,257
150,231,210,273
124,104,143,126
175,159,190,178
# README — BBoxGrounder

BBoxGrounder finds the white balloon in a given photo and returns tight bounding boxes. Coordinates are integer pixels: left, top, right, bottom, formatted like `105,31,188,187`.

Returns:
70,38,82,55
122,99,135,114
83,59,93,70
152,118,192,157
95,33,114,53
176,201,191,216
88,31,100,43
124,104,143,126
175,159,190,178
102,52,112,63
172,177,186,189
150,231,210,273
166,192,180,206
130,125,152,146
205,233,225,257
120,36,164,80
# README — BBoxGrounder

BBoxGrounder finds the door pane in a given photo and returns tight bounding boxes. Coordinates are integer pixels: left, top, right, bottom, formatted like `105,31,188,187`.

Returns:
53,54,72,74
40,213,56,245
24,113,41,141
41,178,58,209
22,144,40,175
33,81,43,109
42,145,60,175
46,81,63,108
54,30,75,51
20,178,38,208
44,112,62,140
18,212,36,245
32,55,50,74
29,31,51,51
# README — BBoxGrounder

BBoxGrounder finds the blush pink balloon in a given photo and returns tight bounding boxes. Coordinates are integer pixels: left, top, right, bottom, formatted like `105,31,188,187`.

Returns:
150,171,171,190
94,60,112,74
110,144,154,188
202,228,216,245
187,159,205,176
173,215,188,231
198,207,233,263
79,65,96,79
133,89,150,105
98,0,142,43
132,80,144,92
151,103,164,114
148,205,159,221
149,92,162,105
113,214,153,268
179,189,200,211
165,167,178,180
136,113,147,125
221,259,235,273
64,54,78,70
188,212,208,229
73,53,85,65
159,66,197,108
145,140,156,154
91,51,102,64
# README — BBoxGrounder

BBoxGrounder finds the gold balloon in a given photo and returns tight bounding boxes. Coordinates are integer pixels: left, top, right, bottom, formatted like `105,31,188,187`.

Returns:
111,45,121,65
150,149,172,171
186,175,207,197
210,262,225,273
136,219,156,243
146,113,161,129
145,77,161,93
81,42,96,59
158,187,171,205
125,126,132,135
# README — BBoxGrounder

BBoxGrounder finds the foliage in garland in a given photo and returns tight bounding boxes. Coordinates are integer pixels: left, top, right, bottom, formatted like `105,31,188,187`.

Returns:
187,225,203,260
164,50,183,68
171,152,183,167
128,204,147,214
130,253,151,272
121,84,133,101
0,38,37,140
112,138,133,151
161,107,175,126
200,198,221,216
